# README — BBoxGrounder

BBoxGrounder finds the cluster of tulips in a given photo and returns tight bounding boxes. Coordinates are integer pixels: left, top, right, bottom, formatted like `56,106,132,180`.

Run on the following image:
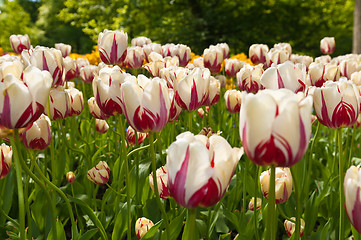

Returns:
1,29,361,240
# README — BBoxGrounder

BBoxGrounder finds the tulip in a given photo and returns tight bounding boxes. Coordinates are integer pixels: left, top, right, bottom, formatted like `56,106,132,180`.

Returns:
131,36,152,47
168,89,182,122
273,42,292,58
171,44,191,67
98,29,128,65
144,53,179,77
55,43,71,57
224,89,242,114
315,55,332,64
290,54,313,69
159,66,190,89
225,58,244,77
126,125,148,145
95,119,109,134
351,71,361,86
66,87,84,116
260,167,292,204
87,161,110,184
237,64,264,93
9,34,31,54
308,62,340,87
312,78,360,128
167,131,243,208
344,165,361,233
46,86,70,120
204,77,220,106
63,56,77,81
261,61,306,93
22,114,51,150
203,46,224,74
249,44,269,65
75,58,90,77
143,43,162,62
126,46,145,69
248,197,262,211
92,65,128,116
0,143,12,179
265,47,289,67
339,58,360,79
0,59,23,81
215,75,227,88
80,65,98,83
120,76,170,132
149,165,170,199
88,97,110,120
135,217,154,239
174,67,210,111
320,37,335,54
0,66,52,128
162,43,176,57
240,89,313,166
217,43,230,59
66,171,75,183
191,56,205,68
21,46,64,87
284,217,305,237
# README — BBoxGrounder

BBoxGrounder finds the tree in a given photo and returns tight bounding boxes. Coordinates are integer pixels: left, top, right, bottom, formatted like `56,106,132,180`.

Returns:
353,0,361,53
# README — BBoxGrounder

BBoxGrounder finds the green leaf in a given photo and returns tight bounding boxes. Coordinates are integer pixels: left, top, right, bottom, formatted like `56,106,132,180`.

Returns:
79,228,99,240
47,219,66,240
167,208,186,240
112,203,128,240
141,219,163,240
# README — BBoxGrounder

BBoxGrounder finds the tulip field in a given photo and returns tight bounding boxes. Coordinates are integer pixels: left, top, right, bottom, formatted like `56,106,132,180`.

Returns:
1,31,361,240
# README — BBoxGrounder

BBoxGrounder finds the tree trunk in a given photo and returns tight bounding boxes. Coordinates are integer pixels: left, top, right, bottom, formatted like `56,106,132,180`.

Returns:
353,0,361,53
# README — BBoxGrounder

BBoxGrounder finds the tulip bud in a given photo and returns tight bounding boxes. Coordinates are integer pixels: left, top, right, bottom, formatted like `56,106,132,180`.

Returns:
290,54,313,69
126,126,148,145
135,217,154,239
87,161,110,185
284,217,305,237
9,34,31,54
198,108,205,118
217,43,230,59
149,165,170,199
170,44,191,67
168,89,182,122
260,167,292,204
0,59,23,81
66,171,75,184
225,59,244,77
162,43,176,57
273,42,292,58
215,75,227,88
75,58,90,77
88,97,110,120
0,143,12,179
344,165,361,233
204,77,220,106
308,62,340,87
55,43,71,57
98,29,128,65
320,37,335,55
265,48,289,67
22,114,51,150
131,36,152,47
248,197,262,211
95,119,109,134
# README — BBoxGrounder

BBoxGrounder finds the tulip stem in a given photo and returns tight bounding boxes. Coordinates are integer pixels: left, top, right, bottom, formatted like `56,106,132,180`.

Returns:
188,111,193,132
11,130,25,240
290,167,301,239
266,165,276,240
30,156,78,239
254,165,260,240
118,116,132,240
183,208,197,240
348,124,356,168
338,128,345,240
149,132,170,239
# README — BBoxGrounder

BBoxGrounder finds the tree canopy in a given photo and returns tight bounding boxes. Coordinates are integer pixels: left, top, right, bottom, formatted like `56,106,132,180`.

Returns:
0,0,355,57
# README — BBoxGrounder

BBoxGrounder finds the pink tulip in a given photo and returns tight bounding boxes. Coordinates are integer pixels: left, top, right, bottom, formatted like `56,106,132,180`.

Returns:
203,46,224,74
95,119,109,134
66,87,84,116
46,86,70,120
224,89,242,114
225,59,244,77
80,65,98,83
135,218,154,239
237,64,264,93
320,37,335,54
87,161,110,184
249,44,269,65
308,62,340,87
126,125,148,145
126,46,145,69
149,165,170,199
63,56,77,81
88,97,110,120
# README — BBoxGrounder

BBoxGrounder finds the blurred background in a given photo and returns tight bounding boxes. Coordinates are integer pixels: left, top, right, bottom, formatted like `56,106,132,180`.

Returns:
0,0,355,57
